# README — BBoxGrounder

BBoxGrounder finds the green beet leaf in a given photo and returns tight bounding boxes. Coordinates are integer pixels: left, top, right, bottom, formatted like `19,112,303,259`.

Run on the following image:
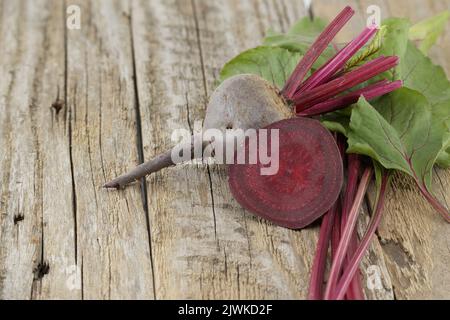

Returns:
378,19,410,60
376,18,450,104
432,100,450,168
375,18,450,166
409,11,450,55
400,41,450,104
263,16,334,58
219,17,336,87
321,110,351,136
347,91,450,221
218,46,302,88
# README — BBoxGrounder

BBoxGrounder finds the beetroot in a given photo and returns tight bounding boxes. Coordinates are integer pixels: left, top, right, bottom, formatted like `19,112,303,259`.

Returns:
228,117,343,229
105,6,398,193
103,75,291,189
103,5,407,301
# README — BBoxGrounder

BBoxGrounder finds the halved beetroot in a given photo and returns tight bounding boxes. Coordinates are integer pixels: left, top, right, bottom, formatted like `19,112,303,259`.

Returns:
228,117,343,229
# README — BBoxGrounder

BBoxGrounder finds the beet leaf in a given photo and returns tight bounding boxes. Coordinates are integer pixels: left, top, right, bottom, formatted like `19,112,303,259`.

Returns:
263,16,335,66
409,11,450,55
347,92,450,222
218,47,302,89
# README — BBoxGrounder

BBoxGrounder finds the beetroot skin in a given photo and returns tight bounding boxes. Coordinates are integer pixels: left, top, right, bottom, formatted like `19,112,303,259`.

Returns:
228,117,343,229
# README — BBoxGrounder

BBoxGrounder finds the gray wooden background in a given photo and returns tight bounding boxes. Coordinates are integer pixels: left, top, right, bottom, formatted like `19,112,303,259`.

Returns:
0,0,449,299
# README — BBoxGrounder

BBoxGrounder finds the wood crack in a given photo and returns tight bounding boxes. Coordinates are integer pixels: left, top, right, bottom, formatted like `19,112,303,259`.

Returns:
185,92,193,135
98,74,107,182
29,5,53,296
206,166,218,240
83,49,99,213
63,0,78,265
191,0,218,242
128,6,157,300
80,254,84,300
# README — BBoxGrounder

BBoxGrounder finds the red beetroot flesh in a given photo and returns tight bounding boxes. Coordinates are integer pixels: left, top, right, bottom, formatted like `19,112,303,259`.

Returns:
228,117,343,229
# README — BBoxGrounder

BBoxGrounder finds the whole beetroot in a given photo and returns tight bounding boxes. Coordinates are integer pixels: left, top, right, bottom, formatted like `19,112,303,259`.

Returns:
105,6,401,229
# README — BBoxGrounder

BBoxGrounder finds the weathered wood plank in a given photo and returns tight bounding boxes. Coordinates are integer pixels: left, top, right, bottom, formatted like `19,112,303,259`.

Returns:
66,0,155,299
0,0,448,300
0,0,77,299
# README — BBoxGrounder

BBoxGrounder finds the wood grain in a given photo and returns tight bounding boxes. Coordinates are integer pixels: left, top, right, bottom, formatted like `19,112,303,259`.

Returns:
0,0,448,299
0,0,76,299
66,0,155,299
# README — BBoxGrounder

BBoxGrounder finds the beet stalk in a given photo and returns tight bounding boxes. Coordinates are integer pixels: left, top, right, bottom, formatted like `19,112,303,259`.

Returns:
324,167,373,300
333,171,390,300
282,6,355,99
307,198,338,300
298,80,402,117
340,154,364,300
297,27,377,94
331,138,346,260
293,56,400,111
416,183,450,223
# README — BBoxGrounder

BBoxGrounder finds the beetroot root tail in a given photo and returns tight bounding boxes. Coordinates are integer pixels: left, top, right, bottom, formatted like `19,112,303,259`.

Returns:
104,135,212,189
103,150,175,189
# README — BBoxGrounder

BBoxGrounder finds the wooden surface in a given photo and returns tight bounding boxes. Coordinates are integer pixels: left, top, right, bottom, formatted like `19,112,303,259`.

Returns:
0,0,448,300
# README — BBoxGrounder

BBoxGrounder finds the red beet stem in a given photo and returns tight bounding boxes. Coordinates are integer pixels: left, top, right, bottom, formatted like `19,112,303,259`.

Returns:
324,167,373,300
331,206,342,260
308,203,338,300
416,182,450,223
334,172,390,300
342,155,360,235
282,6,355,99
293,56,399,110
340,154,364,300
331,136,346,259
345,228,365,299
298,80,402,116
346,264,364,299
297,27,378,95
331,206,342,258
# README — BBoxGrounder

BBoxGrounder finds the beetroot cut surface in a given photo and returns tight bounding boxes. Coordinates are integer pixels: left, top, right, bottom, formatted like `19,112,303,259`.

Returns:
228,117,343,229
